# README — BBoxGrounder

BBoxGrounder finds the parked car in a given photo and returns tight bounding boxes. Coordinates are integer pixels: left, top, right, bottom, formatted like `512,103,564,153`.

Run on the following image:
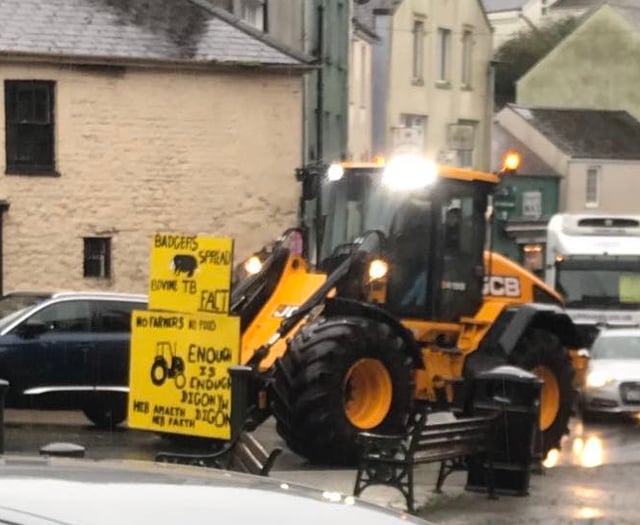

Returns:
581,327,640,419
0,456,429,525
0,291,147,427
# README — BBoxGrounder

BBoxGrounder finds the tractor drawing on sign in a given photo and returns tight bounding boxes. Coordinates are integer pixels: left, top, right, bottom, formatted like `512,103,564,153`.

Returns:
151,341,186,390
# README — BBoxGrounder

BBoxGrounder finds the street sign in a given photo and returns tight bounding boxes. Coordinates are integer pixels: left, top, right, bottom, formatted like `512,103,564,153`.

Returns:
148,233,233,315
128,310,240,439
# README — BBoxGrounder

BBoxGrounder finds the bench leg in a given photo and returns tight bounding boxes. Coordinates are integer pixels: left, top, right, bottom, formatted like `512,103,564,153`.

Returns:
435,460,447,494
406,466,415,513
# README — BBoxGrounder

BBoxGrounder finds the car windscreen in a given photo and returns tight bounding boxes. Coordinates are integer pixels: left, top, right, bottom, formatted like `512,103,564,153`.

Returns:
591,334,640,359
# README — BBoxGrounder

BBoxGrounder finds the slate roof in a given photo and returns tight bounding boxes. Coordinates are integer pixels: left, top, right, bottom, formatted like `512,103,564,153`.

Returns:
510,105,640,160
481,0,526,13
0,0,310,67
492,121,559,175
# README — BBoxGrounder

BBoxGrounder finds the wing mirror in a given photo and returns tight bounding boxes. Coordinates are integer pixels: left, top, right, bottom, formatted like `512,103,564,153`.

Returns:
15,319,49,339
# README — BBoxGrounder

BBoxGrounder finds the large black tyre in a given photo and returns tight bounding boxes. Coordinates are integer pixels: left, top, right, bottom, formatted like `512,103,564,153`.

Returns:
508,328,575,454
83,394,127,429
271,316,414,465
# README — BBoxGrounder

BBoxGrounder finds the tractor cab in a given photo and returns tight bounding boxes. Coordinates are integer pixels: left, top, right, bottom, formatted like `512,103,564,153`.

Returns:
298,156,497,323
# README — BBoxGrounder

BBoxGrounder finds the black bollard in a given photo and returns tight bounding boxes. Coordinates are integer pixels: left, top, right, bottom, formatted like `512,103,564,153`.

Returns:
229,365,253,441
0,379,9,454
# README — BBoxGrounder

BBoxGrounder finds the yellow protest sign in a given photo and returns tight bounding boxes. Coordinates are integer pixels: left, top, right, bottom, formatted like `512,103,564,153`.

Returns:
148,233,233,314
128,310,240,439
620,274,640,304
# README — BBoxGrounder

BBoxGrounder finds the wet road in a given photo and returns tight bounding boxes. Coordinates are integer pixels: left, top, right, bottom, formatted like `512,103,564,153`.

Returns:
544,414,640,469
4,410,640,523
6,410,640,468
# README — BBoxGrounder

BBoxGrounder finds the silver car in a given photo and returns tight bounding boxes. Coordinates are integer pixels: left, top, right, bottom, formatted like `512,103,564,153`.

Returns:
581,327,640,419
0,456,430,525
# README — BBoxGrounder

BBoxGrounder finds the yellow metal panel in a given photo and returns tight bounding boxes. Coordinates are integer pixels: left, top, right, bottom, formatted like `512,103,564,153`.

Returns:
128,310,240,440
240,256,327,368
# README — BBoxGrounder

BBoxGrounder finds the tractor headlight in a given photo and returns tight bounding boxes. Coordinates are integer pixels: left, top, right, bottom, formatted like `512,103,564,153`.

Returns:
243,256,263,275
586,370,613,389
381,155,437,191
368,259,388,281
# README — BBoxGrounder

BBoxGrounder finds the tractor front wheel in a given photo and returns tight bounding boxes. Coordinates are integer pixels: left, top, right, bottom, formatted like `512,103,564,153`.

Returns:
271,316,414,465
509,328,575,454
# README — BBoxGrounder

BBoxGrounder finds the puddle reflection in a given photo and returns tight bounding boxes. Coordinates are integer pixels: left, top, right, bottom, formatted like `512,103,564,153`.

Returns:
571,436,604,468
575,507,604,520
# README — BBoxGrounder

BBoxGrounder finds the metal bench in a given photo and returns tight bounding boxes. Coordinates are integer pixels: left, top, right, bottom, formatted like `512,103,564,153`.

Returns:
353,410,498,513
155,431,282,477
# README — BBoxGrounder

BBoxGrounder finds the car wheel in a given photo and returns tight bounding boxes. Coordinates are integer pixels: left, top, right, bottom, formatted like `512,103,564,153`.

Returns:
83,394,127,429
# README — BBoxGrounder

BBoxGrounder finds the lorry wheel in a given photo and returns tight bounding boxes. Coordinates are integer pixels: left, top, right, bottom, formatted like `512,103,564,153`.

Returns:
83,395,127,429
271,316,414,465
509,328,574,454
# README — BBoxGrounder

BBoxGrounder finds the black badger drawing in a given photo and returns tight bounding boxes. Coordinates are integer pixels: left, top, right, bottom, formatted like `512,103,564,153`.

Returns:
171,254,198,278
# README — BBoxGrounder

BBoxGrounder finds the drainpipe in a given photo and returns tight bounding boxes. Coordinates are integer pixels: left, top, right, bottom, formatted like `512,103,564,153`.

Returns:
316,2,325,164
0,201,10,296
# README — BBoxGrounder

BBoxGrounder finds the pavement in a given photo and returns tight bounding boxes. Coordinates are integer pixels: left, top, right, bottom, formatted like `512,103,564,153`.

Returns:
4,410,640,524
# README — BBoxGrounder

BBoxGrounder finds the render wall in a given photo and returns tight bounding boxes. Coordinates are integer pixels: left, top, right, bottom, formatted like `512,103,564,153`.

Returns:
0,62,303,293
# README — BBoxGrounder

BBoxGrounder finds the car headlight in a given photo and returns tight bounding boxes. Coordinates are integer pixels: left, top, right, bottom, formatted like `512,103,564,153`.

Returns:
586,370,613,389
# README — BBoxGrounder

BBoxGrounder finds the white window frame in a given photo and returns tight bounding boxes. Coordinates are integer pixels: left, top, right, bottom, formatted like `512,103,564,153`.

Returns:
461,28,473,88
437,28,452,83
586,166,600,207
240,0,265,31
412,19,425,83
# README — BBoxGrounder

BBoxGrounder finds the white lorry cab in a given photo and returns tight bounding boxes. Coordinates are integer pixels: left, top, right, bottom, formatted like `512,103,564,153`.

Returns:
545,213,640,346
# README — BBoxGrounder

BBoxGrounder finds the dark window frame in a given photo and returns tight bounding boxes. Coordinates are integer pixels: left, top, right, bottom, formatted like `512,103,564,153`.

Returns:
4,80,56,175
83,237,112,279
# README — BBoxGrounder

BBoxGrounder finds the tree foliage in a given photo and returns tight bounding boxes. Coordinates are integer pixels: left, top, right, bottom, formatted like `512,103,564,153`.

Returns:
494,16,580,108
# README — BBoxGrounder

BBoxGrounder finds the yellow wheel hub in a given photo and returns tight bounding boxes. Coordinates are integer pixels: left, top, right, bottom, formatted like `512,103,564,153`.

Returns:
533,365,560,431
343,358,392,429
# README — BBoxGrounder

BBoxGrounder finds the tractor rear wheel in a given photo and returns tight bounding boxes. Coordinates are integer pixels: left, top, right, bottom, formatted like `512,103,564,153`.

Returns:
271,316,414,465
509,328,574,454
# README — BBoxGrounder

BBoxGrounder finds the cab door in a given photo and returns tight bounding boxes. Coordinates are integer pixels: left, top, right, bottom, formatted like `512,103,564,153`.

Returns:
432,180,491,322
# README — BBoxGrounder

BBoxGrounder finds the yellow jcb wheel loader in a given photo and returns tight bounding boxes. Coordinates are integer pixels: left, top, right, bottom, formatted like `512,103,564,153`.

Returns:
230,157,584,465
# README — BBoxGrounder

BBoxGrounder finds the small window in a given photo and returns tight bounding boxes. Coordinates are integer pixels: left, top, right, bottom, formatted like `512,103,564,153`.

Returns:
240,0,266,31
461,29,473,87
412,19,425,82
84,238,111,279
4,80,55,174
437,28,452,82
586,167,600,207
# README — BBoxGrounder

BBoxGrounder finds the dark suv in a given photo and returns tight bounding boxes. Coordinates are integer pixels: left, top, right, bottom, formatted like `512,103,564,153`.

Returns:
0,291,147,427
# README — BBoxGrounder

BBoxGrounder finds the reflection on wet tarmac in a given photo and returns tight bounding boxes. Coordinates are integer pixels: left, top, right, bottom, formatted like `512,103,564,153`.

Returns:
575,506,603,520
542,448,559,468
575,436,604,468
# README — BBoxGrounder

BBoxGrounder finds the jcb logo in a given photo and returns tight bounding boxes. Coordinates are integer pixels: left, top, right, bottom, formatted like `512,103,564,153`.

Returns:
273,305,299,318
483,276,521,297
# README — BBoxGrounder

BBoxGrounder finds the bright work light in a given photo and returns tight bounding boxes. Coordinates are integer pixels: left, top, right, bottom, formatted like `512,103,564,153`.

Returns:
381,155,438,190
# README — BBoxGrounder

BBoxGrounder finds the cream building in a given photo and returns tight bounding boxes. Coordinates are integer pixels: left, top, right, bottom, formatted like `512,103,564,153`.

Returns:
364,0,494,171
0,0,309,294
348,12,377,161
